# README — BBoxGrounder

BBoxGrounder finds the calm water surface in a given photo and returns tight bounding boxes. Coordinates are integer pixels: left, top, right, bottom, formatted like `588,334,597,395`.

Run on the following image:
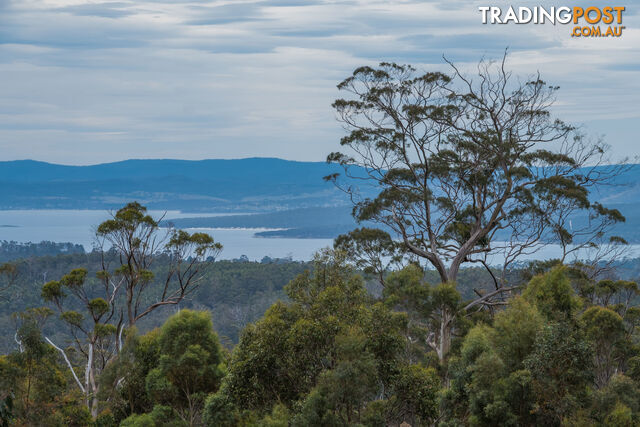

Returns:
0,209,333,261
0,210,637,262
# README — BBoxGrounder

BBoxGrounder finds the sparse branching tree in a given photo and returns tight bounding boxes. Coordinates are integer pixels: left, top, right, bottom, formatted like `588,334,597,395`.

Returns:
326,53,628,359
41,268,117,417
95,202,222,331
39,202,222,419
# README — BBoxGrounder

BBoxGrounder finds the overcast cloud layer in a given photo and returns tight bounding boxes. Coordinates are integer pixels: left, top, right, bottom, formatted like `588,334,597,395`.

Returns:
0,0,638,165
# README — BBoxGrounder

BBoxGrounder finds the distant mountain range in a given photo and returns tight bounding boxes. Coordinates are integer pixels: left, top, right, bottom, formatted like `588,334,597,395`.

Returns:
1,158,639,241
0,158,367,211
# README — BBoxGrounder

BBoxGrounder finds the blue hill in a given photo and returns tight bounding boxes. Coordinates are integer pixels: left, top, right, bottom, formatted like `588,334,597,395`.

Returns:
0,158,638,215
0,158,370,211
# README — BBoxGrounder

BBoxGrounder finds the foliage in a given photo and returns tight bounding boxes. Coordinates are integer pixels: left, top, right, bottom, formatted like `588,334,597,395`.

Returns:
203,249,439,426
120,405,187,427
0,314,88,426
3,250,640,426
98,328,161,422
146,310,224,426
442,267,639,426
0,262,17,301
334,227,405,286
524,322,593,424
0,241,84,263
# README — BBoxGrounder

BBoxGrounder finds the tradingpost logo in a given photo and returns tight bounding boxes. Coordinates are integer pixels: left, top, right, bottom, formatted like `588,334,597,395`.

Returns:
479,6,626,38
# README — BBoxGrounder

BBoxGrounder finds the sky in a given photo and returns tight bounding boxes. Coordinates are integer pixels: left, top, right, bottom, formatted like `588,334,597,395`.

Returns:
0,0,638,165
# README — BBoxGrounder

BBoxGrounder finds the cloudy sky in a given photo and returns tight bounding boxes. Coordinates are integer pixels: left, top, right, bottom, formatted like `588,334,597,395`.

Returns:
0,0,638,165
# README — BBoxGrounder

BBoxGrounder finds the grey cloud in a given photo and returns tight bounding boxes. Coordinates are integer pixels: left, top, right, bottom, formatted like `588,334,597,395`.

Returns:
56,3,135,19
400,33,560,54
263,0,328,6
186,3,267,25
0,0,637,164
0,11,172,50
606,62,640,72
